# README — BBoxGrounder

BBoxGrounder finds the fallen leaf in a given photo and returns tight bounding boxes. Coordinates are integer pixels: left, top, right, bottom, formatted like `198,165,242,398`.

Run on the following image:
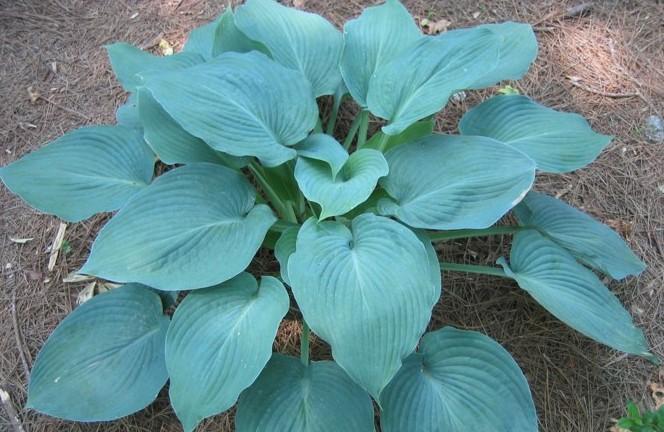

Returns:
650,381,664,409
159,39,174,56
25,269,42,281
606,219,633,237
47,222,67,272
130,12,139,19
472,11,481,19
292,0,306,8
63,272,95,283
77,281,97,305
421,17,451,34
555,183,574,198
9,237,33,244
97,281,122,292
27,86,40,103
497,85,520,95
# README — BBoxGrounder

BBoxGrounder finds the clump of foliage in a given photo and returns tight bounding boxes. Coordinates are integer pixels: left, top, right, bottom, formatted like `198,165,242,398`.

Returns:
617,402,664,432
0,0,657,430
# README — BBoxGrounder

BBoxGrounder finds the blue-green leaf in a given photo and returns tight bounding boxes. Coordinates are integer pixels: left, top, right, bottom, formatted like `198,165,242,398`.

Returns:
0,126,155,222
440,22,537,89
183,7,264,59
141,51,318,167
136,88,247,168
367,28,501,135
274,226,299,285
166,273,289,432
80,163,276,291
236,355,374,432
498,230,654,360
459,95,612,173
381,326,537,432
27,285,169,421
115,93,141,129
235,0,343,97
287,215,440,399
377,134,535,230
341,0,421,107
295,142,388,219
514,191,646,279
295,133,349,178
105,42,204,92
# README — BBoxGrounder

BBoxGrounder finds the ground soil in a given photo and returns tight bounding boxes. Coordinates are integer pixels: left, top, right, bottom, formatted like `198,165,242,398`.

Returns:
1,0,663,431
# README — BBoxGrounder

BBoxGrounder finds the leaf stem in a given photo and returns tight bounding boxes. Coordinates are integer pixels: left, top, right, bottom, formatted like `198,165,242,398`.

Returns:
314,117,323,134
342,112,364,150
356,111,370,149
326,93,344,135
270,219,298,233
439,262,508,278
283,201,299,224
430,226,525,241
375,132,390,152
300,320,310,365
248,161,288,219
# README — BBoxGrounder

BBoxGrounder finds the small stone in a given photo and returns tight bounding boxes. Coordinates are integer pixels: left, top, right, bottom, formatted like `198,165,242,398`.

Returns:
645,115,664,143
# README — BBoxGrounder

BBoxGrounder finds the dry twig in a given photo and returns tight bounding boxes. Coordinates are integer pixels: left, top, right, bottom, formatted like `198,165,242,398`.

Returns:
533,2,594,27
47,222,67,273
566,76,639,98
0,388,26,432
11,289,31,380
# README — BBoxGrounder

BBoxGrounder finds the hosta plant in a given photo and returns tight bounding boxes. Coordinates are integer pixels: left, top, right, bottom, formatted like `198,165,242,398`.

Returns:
1,0,657,430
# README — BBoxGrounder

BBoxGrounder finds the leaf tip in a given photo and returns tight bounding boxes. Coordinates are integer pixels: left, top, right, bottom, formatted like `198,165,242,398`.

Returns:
642,351,662,366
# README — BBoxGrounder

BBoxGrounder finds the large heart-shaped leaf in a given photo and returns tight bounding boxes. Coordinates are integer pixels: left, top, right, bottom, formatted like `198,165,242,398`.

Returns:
294,138,388,219
287,214,440,399
106,42,204,92
0,126,155,222
439,22,537,89
27,285,169,421
514,191,646,279
235,0,343,97
380,326,537,432
377,134,536,230
81,163,276,291
141,51,318,167
183,7,264,59
340,0,421,107
166,273,289,432
236,355,374,432
367,28,501,135
498,230,654,360
459,95,612,173
136,88,246,168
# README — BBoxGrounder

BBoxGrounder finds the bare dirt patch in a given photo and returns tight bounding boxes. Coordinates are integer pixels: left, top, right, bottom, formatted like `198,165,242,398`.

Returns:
1,0,662,431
